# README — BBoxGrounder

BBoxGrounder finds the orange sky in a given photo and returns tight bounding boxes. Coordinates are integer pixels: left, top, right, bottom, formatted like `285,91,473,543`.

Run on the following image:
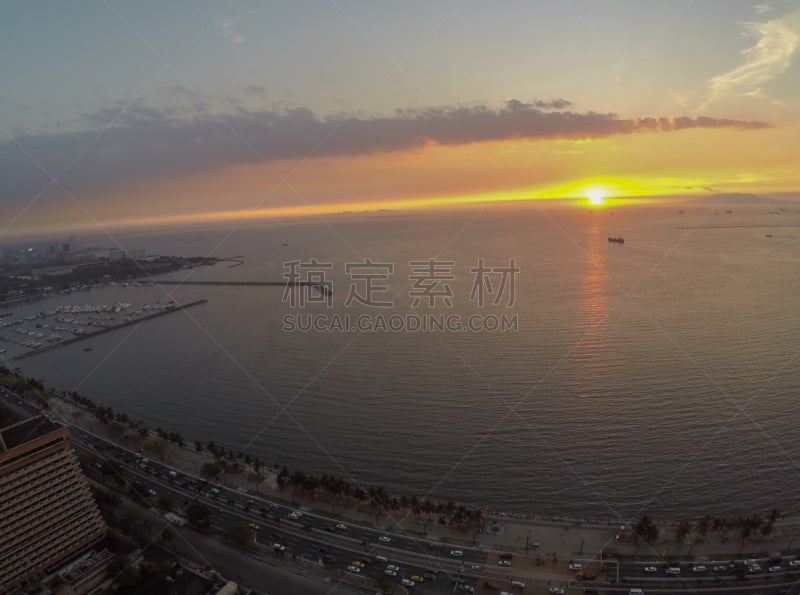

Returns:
14,121,793,237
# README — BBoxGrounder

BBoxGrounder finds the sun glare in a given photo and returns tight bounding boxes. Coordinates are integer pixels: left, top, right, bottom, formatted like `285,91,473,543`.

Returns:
586,188,606,206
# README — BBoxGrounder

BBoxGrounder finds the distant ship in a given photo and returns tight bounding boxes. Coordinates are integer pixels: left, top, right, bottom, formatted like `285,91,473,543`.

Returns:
608,237,625,244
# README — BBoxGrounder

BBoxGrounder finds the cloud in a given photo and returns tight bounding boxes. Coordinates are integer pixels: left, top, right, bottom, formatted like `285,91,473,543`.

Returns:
220,17,246,45
0,100,769,207
534,98,572,109
243,85,267,97
505,98,572,111
704,10,800,106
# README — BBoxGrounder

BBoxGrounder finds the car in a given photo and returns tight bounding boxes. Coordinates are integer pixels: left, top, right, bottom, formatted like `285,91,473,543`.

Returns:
692,565,706,572
424,571,438,580
375,555,388,563
347,565,360,573
324,525,335,532
401,578,414,587
712,565,727,572
643,566,657,573
352,561,365,568
498,560,512,567
666,567,681,575
288,511,303,520
790,560,800,568
386,564,400,572
322,554,336,564
272,543,285,551
569,563,583,570
511,580,526,588
209,487,219,494
268,502,280,509
459,586,475,593
379,535,391,542
748,564,762,573
336,523,347,530
469,564,482,571
501,592,514,595
168,470,177,477
248,522,260,530
550,587,565,594
385,569,397,577
769,566,783,573
146,488,157,496
410,575,424,583
451,550,464,557
744,559,757,565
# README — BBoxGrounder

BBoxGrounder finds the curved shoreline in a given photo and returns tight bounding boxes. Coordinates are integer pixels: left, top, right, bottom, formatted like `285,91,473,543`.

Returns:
2,368,794,532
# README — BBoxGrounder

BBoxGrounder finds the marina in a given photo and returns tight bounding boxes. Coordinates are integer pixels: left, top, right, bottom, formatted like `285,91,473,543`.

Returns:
2,299,208,360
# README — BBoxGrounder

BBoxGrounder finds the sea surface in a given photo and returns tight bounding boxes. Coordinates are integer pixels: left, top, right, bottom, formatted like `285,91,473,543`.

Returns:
7,199,800,520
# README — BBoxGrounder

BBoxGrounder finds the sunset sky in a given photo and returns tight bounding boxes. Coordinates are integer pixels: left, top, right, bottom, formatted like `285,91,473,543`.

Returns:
1,0,799,238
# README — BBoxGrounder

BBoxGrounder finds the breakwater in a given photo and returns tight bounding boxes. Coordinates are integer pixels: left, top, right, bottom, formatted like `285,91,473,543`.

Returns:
13,299,208,360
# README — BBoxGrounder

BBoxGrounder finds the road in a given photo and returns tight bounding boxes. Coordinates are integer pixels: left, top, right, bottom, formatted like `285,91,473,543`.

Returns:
4,387,800,595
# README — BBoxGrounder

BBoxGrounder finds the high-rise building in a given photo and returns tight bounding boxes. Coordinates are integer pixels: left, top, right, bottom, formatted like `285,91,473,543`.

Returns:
0,416,107,592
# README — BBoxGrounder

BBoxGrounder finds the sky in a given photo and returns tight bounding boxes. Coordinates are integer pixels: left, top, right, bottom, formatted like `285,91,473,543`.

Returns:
1,0,799,238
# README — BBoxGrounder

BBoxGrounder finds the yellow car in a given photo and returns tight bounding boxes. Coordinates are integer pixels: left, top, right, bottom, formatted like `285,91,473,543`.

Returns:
410,575,424,583
248,523,260,530
352,561,366,568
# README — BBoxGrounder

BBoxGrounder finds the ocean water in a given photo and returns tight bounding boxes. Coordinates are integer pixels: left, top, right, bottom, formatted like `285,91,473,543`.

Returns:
9,200,800,520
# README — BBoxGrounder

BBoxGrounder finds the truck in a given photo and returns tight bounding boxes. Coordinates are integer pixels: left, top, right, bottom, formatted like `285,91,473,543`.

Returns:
164,512,187,526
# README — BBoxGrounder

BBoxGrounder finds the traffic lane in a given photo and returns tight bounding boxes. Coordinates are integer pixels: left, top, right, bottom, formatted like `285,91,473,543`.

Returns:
78,420,491,583
88,439,486,582
605,585,796,595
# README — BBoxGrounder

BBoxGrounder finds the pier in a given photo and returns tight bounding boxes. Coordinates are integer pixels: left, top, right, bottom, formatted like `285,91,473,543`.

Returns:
13,299,208,360
157,280,332,296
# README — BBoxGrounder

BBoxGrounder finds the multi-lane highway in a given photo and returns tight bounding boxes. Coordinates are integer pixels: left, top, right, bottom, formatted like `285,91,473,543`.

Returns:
0,387,494,592
4,387,800,595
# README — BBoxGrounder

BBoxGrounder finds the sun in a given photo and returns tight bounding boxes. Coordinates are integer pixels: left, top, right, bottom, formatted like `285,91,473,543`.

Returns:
586,188,606,206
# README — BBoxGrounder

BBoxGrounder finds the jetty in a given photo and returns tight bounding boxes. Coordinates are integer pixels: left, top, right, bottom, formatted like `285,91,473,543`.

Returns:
13,299,208,360
157,280,332,297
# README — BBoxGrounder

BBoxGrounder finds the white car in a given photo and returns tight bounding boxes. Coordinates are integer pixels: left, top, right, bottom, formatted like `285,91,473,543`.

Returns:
692,565,706,572
379,535,391,543
347,565,360,573
384,569,397,577
643,566,657,573
748,564,762,573
789,560,800,568
712,565,727,572
498,559,511,567
336,523,347,530
272,543,285,551
769,566,782,573
550,587,565,594
569,563,582,570
401,578,414,586
451,550,464,557
386,564,400,572
459,586,475,593
288,511,303,520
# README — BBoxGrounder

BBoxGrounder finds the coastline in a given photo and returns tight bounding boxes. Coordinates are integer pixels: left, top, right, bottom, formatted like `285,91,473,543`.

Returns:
5,369,800,565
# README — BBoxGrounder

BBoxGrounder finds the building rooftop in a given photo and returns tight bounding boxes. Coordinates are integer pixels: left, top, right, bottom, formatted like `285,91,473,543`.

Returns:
0,415,64,451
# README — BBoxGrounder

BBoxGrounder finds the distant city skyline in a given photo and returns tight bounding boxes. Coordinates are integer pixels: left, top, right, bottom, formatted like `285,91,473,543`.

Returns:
1,0,799,237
